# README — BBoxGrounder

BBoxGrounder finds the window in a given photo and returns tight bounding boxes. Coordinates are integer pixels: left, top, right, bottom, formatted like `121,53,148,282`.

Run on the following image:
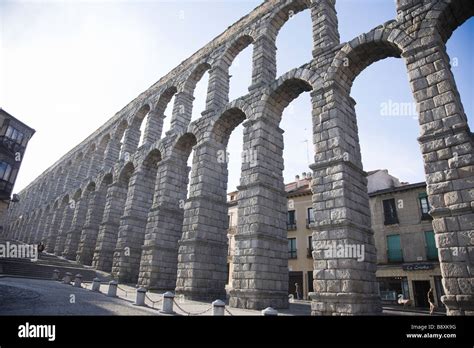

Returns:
0,162,12,181
306,207,314,228
386,234,403,263
307,235,313,258
383,198,399,225
287,210,296,230
5,126,24,145
288,238,297,259
425,231,438,261
419,193,432,220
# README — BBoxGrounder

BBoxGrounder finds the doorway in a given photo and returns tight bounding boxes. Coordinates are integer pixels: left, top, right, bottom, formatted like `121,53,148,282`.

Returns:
289,271,303,300
413,280,431,308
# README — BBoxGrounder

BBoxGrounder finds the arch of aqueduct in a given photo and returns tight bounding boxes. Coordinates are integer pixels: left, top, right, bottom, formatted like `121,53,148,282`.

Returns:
4,0,473,315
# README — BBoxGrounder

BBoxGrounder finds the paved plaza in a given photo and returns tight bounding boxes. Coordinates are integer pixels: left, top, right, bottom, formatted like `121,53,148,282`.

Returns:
0,276,444,316
0,277,312,316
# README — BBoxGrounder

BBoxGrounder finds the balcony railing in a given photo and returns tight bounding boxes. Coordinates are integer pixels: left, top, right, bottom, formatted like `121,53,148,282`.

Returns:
306,218,314,229
287,222,297,231
387,249,404,263
307,247,313,258
288,250,297,259
421,213,433,221
0,179,13,198
384,216,399,225
0,135,25,155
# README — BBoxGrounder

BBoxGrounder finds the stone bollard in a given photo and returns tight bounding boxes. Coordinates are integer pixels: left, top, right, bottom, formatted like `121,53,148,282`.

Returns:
73,274,83,288
52,269,60,281
261,307,278,316
107,280,118,297
63,272,72,284
159,291,175,314
135,287,147,306
91,278,101,292
212,300,225,316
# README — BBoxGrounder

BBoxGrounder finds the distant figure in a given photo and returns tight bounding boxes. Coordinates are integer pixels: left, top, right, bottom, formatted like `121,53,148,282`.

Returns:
428,288,436,315
37,242,45,254
295,282,300,300
397,294,411,307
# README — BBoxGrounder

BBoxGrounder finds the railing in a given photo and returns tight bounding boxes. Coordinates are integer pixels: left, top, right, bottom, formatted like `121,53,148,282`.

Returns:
421,213,433,221
306,219,314,229
384,216,399,225
0,179,14,197
287,222,297,231
0,135,25,154
288,250,297,259
307,247,313,258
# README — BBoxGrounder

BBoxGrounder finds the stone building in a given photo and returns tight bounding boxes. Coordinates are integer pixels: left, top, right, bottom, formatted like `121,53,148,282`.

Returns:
370,178,443,309
0,108,35,232
4,0,473,315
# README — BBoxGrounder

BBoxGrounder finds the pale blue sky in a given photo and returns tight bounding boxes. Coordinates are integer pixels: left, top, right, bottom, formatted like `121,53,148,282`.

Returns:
1,0,473,193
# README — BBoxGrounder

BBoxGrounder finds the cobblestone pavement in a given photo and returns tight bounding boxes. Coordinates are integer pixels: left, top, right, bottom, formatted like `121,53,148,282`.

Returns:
0,277,158,315
0,277,310,316
0,277,437,316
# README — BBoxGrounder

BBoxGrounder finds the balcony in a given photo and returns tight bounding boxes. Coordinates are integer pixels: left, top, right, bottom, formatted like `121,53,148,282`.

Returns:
287,222,297,231
384,216,399,225
288,250,297,259
307,247,313,258
306,218,314,229
387,249,404,263
0,135,25,155
421,213,433,221
0,179,14,198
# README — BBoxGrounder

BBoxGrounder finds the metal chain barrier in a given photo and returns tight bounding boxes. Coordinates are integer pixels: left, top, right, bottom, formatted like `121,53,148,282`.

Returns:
116,285,131,298
224,307,234,316
145,293,163,308
172,299,213,316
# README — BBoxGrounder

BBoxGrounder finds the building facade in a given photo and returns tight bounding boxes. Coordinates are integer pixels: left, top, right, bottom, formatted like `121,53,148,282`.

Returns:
370,181,443,309
0,108,35,232
227,170,443,308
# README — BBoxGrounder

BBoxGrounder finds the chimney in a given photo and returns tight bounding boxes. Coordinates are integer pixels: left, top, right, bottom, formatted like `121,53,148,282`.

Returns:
295,175,300,188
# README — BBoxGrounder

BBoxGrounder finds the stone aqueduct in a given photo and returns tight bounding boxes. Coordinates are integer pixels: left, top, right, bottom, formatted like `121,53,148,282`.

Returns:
4,0,473,315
